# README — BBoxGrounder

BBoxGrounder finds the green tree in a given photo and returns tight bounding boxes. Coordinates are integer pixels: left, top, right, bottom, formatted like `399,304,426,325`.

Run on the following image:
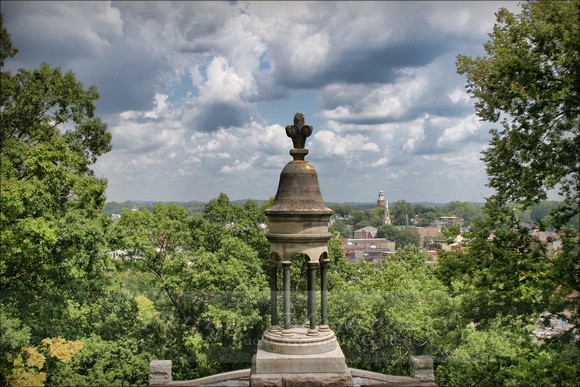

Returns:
440,201,482,227
47,336,151,386
376,225,420,249
390,200,414,226
441,224,461,245
0,19,146,387
455,0,578,337
436,204,553,327
201,193,269,260
329,246,451,376
456,0,579,228
435,316,580,387
0,14,17,67
0,17,112,292
109,201,270,380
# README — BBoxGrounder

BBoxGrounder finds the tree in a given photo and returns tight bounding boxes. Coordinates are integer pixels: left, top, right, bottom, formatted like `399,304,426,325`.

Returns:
329,246,451,376
376,225,420,249
0,15,112,291
440,201,482,227
390,200,414,226
441,224,461,244
109,201,270,380
455,0,579,337
0,14,17,67
0,18,118,385
456,1,579,228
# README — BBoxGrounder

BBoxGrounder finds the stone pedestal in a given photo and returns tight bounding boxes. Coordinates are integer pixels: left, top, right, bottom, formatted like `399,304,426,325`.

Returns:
149,360,172,386
410,355,435,382
250,326,353,386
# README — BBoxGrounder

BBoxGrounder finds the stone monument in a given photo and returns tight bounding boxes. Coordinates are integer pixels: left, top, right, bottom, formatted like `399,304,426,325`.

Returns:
146,112,437,387
250,113,353,386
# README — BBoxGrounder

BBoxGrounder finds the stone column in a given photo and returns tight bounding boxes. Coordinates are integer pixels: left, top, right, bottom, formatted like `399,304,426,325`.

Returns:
319,259,329,331
282,262,292,332
307,262,318,335
269,263,279,331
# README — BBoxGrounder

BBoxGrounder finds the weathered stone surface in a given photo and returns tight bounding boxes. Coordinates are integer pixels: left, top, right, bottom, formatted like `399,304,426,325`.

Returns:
350,368,437,386
259,326,337,355
250,372,353,387
409,356,435,382
149,360,172,385
253,344,349,374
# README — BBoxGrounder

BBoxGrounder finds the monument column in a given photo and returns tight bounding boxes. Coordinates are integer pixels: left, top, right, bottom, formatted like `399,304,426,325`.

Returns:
307,261,318,335
251,112,353,387
320,258,329,331
269,263,279,331
282,261,292,332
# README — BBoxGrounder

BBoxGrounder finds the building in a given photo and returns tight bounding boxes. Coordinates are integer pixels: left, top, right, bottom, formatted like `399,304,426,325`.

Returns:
354,226,377,239
342,238,396,264
376,191,386,207
432,216,463,228
409,226,441,248
342,236,396,264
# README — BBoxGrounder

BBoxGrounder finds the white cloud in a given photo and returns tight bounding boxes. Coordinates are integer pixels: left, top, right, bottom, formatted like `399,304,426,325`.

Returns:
449,89,470,104
313,130,379,163
371,157,389,167
3,1,517,202
437,115,483,146
200,56,247,103
403,116,428,152
220,156,258,174
144,94,169,119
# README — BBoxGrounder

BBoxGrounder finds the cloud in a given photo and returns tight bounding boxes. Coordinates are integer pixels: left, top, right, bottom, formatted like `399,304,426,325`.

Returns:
2,1,523,203
312,130,379,165
371,157,389,168
220,157,257,174
3,2,123,60
437,115,485,147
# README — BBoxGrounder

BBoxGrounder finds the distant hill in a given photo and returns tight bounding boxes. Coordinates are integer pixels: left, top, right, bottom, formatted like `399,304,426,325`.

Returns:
103,200,205,215
103,198,268,216
324,201,485,210
104,199,486,215
232,199,266,206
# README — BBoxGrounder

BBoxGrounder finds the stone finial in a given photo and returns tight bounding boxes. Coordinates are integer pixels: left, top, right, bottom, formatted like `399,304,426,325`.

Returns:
286,112,312,160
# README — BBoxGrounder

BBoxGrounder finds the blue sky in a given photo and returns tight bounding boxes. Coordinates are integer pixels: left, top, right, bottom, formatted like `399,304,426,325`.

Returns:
3,1,524,203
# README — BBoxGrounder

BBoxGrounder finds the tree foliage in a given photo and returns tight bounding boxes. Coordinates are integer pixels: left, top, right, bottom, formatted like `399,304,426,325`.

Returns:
329,247,451,376
376,225,420,249
0,12,112,293
437,5,580,381
453,0,578,343
456,0,579,227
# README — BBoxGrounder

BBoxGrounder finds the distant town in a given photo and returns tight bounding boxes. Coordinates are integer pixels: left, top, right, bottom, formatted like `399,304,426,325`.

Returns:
105,190,564,264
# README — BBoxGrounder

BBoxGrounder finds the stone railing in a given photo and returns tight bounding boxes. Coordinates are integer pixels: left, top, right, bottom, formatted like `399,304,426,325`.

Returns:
149,355,436,386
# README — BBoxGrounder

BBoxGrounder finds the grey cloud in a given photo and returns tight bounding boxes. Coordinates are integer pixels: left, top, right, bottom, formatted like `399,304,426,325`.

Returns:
195,103,252,132
276,40,450,90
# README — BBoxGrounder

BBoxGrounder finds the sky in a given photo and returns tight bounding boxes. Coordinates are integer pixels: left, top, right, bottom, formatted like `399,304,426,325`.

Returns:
2,1,525,204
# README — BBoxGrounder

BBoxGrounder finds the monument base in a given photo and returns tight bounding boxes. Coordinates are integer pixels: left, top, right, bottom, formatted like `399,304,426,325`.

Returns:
250,326,353,386
250,372,353,387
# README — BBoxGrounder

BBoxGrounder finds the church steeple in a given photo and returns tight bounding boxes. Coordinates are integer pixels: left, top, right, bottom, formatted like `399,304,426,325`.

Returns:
384,195,392,225
377,190,392,225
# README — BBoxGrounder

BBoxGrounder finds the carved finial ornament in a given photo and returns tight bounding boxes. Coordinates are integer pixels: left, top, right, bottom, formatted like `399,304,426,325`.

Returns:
286,112,312,160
